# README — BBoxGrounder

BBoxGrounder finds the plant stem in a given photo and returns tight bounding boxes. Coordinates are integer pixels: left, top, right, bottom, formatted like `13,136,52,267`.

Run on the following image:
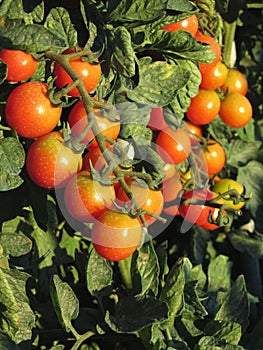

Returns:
71,330,95,350
222,20,237,67
118,255,133,290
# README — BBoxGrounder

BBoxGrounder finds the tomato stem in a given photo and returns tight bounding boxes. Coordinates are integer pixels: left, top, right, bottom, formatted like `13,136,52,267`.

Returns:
70,330,95,350
118,255,133,290
222,20,237,67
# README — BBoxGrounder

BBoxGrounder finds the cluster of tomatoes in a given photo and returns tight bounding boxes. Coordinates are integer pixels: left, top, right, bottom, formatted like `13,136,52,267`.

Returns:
0,13,249,262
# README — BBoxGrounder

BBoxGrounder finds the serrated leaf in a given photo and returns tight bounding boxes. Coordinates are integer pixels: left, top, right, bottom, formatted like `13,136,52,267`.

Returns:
0,137,25,175
228,230,263,258
50,275,79,333
6,0,44,23
131,240,160,296
227,140,261,167
215,275,249,332
0,268,35,343
44,7,78,48
207,255,232,293
125,57,188,106
86,248,113,296
105,295,168,333
59,229,81,260
0,232,32,257
204,321,242,345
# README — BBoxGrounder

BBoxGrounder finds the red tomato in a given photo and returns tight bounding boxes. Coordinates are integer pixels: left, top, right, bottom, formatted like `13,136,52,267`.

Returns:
91,210,142,261
0,49,38,82
155,127,191,164
220,68,248,95
148,107,168,131
68,100,120,148
26,131,82,189
195,31,221,75
186,89,221,125
64,170,116,223
185,121,203,145
116,180,164,226
179,188,223,230
5,82,62,138
199,60,228,90
219,93,252,128
161,14,199,36
162,175,183,216
53,47,101,97
202,140,226,176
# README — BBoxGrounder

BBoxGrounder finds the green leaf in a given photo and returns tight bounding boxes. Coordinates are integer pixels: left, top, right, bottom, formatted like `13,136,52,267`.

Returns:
0,268,35,343
59,229,81,260
228,230,263,258
0,137,25,191
237,160,263,231
196,335,246,349
50,275,79,333
44,7,78,49
215,275,250,332
204,321,242,345
105,295,168,333
131,240,160,296
0,232,32,257
0,59,8,83
227,140,261,168
86,248,113,296
108,26,136,77
5,0,44,23
125,57,188,106
0,332,19,350
207,255,232,293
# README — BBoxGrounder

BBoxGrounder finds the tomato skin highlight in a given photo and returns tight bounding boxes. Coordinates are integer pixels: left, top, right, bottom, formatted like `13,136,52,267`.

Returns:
219,93,253,128
212,178,245,210
5,82,62,138
53,47,101,97
161,14,198,36
220,68,248,95
200,60,228,90
26,131,81,189
0,49,38,82
186,89,221,125
68,100,120,148
64,170,116,223
155,127,191,164
91,210,142,261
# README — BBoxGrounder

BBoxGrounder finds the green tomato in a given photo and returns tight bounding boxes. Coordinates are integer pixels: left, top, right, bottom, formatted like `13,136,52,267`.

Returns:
212,179,245,210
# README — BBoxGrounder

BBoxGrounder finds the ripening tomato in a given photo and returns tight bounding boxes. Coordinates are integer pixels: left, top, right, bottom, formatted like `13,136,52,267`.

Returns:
148,107,168,131
220,68,248,95
5,82,62,138
162,174,183,216
155,127,191,164
186,89,221,125
64,170,116,223
195,31,221,75
161,14,199,36
0,49,38,82
116,180,164,225
68,99,120,148
53,47,101,97
91,210,142,261
202,140,226,176
26,131,82,189
212,178,245,210
199,60,228,90
219,93,252,128
185,121,203,145
179,188,224,230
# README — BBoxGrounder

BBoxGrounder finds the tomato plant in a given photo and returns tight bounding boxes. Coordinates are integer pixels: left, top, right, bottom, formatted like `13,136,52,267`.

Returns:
155,127,191,164
0,48,38,82
91,210,142,261
212,178,246,210
26,131,82,189
202,139,226,176
5,82,62,138
186,88,221,125
53,47,101,97
199,60,228,90
148,107,167,131
219,92,253,128
220,68,248,95
185,121,203,145
161,14,199,36
162,174,183,216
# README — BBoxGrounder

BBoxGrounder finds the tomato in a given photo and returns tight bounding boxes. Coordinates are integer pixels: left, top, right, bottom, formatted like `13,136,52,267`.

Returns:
148,107,167,131
0,49,38,82
26,131,81,189
64,170,116,223
116,180,164,225
179,188,223,230
68,100,120,148
219,93,252,128
155,127,191,164
199,60,228,90
195,31,221,75
220,68,248,95
5,82,62,138
162,174,183,216
202,140,226,176
212,178,245,210
53,47,101,97
161,14,199,36
185,121,203,145
186,89,221,125
91,210,142,261
162,163,178,182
